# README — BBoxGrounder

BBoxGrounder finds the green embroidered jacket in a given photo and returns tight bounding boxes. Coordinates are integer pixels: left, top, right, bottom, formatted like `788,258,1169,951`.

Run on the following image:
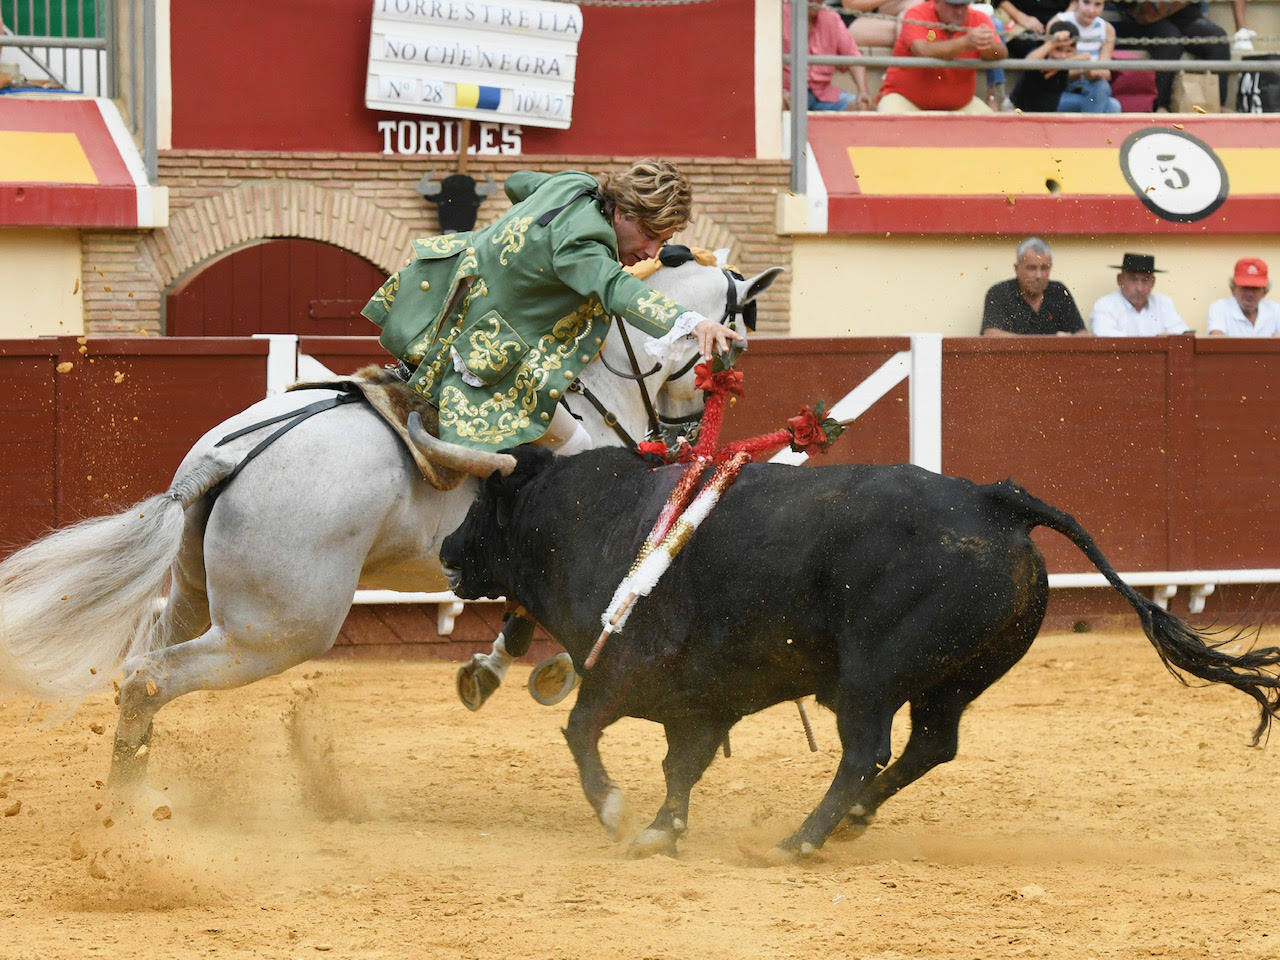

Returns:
361,170,692,450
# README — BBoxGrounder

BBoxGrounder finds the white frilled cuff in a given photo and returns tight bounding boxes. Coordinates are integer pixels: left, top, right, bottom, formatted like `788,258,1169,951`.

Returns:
643,311,706,363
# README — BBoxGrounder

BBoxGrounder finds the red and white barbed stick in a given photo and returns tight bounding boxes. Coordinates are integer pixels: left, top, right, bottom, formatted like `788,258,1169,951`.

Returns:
584,450,751,669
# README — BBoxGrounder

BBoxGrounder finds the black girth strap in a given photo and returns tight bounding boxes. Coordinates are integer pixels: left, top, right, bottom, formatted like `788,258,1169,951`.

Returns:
565,381,641,451
212,392,363,493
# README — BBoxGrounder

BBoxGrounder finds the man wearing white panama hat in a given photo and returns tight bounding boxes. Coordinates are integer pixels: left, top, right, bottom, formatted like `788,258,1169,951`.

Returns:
1089,252,1190,337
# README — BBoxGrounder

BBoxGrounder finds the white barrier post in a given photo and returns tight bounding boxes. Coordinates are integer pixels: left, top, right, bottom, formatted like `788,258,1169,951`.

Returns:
254,334,299,396
908,333,942,473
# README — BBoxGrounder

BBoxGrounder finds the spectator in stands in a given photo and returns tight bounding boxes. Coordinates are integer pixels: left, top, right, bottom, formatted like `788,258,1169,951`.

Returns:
1112,0,1229,111
1009,21,1092,112
1051,0,1122,113
1207,257,1280,337
1231,0,1256,51
784,1,874,111
998,0,1071,57
982,237,1089,336
838,0,913,47
876,0,1008,112
1090,253,1190,336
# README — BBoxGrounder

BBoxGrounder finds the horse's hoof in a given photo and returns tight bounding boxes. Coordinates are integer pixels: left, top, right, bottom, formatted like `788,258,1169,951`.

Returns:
629,827,677,859
109,785,173,822
528,653,578,706
599,786,626,840
456,656,501,712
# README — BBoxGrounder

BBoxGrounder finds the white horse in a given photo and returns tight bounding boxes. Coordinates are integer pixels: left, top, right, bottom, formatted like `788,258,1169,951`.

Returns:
0,258,781,800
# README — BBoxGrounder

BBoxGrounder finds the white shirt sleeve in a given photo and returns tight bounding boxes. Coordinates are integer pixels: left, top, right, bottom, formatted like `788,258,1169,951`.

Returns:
1160,296,1190,334
1207,298,1230,335
1089,298,1122,336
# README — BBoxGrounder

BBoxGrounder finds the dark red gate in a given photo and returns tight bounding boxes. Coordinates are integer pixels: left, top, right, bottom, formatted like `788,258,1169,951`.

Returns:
165,239,387,337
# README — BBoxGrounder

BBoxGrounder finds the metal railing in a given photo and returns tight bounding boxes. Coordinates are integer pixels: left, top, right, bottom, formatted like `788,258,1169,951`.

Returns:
785,7,1280,193
0,0,156,182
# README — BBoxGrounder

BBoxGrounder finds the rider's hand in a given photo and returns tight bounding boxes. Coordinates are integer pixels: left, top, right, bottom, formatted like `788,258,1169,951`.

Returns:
692,318,746,361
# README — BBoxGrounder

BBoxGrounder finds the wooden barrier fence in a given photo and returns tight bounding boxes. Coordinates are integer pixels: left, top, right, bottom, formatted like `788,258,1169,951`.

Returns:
1,335,1275,644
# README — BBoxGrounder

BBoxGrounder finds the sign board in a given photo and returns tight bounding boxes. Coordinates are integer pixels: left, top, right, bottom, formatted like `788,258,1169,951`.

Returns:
365,0,583,129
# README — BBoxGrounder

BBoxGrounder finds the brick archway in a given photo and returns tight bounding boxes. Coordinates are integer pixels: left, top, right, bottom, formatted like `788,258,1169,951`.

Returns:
146,180,418,292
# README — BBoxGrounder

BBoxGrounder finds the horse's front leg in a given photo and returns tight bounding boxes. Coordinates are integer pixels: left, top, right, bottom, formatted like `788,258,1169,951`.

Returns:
562,686,627,839
630,716,735,859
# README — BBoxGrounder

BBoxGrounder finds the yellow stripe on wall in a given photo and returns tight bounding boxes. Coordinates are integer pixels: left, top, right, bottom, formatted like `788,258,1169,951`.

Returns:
0,131,97,184
847,146,1280,197
455,83,480,109
1214,149,1279,194
847,147,1127,196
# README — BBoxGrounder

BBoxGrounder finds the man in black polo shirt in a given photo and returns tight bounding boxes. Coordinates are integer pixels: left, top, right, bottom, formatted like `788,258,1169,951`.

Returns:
981,237,1090,336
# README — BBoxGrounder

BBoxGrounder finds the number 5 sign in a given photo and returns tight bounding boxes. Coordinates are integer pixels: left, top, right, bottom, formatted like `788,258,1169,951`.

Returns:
1119,127,1230,223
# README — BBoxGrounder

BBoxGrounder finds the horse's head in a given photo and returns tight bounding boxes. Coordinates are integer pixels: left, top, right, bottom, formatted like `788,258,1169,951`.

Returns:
573,255,782,450
642,256,784,445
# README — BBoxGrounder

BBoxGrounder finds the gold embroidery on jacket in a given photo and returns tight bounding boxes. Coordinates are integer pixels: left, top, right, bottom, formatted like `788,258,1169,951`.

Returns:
491,216,533,266
413,233,470,257
634,289,679,325
437,297,605,445
464,314,527,381
370,273,399,311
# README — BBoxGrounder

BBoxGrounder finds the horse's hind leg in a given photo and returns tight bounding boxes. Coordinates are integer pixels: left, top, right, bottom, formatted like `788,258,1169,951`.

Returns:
151,500,214,649
108,619,339,798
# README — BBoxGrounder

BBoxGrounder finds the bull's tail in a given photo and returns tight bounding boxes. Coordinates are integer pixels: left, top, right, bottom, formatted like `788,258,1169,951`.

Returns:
0,450,237,703
990,480,1280,745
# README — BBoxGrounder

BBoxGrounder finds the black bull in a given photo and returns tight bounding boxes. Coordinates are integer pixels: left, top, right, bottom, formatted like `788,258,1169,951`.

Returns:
440,447,1280,859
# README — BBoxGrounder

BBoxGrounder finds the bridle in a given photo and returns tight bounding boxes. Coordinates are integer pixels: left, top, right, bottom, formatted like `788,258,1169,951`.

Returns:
566,262,754,451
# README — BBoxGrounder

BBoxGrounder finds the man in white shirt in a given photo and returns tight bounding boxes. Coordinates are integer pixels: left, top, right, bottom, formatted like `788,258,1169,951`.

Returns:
1207,257,1280,337
1089,253,1190,336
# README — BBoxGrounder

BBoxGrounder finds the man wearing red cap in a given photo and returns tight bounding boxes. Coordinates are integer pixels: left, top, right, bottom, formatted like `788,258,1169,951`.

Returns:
1208,258,1280,337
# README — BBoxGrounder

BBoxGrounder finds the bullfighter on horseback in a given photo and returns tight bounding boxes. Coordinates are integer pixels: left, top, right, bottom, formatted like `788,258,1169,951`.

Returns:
360,159,743,710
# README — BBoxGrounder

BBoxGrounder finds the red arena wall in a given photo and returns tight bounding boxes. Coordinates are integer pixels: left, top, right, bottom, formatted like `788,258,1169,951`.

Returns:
169,0,758,157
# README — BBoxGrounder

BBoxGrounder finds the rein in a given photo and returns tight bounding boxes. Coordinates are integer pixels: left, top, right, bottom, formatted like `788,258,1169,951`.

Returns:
579,266,750,452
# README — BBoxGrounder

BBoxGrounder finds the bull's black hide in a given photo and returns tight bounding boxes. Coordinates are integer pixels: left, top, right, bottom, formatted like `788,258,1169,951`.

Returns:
441,447,1280,859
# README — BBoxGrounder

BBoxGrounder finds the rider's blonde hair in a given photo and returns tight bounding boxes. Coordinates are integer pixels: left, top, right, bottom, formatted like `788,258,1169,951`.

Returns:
597,159,693,237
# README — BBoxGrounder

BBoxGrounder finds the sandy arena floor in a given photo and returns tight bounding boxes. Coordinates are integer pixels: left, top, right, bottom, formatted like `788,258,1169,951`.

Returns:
3,628,1280,960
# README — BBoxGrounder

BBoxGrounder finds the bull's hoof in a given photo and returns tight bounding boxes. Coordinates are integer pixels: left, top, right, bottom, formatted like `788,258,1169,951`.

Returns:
832,805,876,841
528,653,579,706
456,656,502,712
598,785,627,840
629,827,678,859
737,835,821,866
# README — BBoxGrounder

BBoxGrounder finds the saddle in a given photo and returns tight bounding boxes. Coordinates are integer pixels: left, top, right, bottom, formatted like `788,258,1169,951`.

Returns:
288,365,468,492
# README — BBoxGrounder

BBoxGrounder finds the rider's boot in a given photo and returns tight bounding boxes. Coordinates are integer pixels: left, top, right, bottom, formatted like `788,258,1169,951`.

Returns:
456,612,536,711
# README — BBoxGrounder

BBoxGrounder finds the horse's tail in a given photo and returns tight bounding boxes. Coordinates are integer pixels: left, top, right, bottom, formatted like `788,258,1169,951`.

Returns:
989,479,1280,745
0,449,238,703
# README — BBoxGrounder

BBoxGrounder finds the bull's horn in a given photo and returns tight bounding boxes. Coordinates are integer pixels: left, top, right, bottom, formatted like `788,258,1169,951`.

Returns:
407,412,516,477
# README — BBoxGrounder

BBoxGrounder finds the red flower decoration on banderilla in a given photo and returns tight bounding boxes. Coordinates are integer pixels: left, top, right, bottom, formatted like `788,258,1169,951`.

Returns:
694,361,744,398
786,402,845,456
636,440,672,459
